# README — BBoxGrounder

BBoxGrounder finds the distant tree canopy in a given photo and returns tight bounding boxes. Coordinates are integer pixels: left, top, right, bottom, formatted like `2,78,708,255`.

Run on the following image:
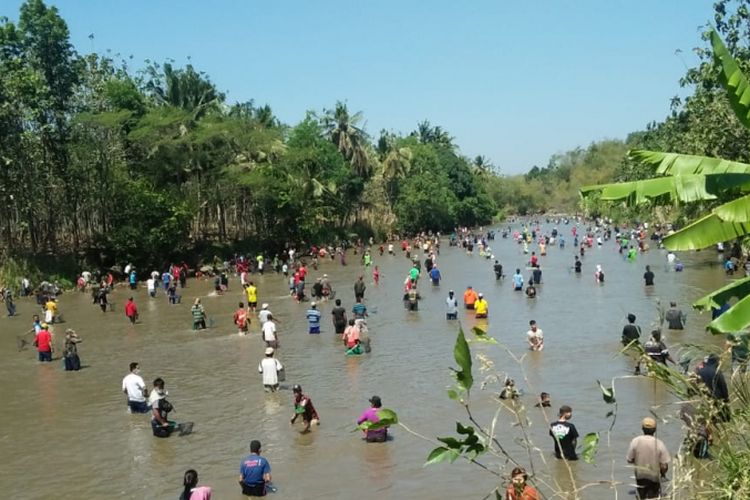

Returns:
0,0,498,271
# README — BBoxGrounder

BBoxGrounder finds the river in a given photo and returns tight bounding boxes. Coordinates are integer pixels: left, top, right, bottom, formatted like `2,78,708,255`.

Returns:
0,224,731,499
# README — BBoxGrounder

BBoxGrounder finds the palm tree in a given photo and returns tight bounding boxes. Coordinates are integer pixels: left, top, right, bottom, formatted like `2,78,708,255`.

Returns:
412,120,455,149
322,101,371,178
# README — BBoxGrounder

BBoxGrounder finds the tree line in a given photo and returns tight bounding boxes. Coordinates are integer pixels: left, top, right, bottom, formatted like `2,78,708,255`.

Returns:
0,0,498,273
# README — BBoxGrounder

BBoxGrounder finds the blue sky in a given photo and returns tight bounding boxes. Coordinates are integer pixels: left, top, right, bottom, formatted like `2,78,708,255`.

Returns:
5,0,712,174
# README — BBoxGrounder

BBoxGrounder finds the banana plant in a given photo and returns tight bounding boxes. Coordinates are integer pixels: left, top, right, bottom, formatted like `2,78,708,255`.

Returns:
581,29,750,334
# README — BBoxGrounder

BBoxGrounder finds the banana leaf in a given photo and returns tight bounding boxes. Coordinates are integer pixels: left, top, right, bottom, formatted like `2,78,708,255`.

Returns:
713,194,750,222
628,150,750,176
580,174,750,205
662,213,750,251
712,29,750,130
707,294,750,334
693,276,750,311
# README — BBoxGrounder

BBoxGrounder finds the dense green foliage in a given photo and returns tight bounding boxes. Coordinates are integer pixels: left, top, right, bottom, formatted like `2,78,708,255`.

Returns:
0,0,497,272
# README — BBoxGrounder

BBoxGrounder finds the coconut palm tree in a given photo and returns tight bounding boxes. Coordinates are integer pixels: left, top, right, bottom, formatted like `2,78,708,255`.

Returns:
322,101,371,178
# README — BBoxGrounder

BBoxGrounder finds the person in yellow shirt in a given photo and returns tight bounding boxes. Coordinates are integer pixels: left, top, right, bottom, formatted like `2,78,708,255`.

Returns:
245,282,258,312
474,293,488,318
44,298,58,324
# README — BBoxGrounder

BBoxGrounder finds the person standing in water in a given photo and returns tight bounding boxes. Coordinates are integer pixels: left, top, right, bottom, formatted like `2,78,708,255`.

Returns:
429,265,441,286
34,322,53,362
474,293,488,319
574,256,582,274
179,469,212,500
63,329,82,371
357,395,389,442
306,302,322,334
626,417,670,499
331,299,347,335
549,405,579,461
463,286,479,309
122,362,149,413
124,297,138,324
290,384,320,433
594,264,604,283
643,265,655,287
191,299,206,330
512,269,524,291
354,276,366,302
234,302,249,336
527,320,544,351
258,347,283,392
665,301,686,330
239,440,273,497
446,290,458,320
494,260,503,280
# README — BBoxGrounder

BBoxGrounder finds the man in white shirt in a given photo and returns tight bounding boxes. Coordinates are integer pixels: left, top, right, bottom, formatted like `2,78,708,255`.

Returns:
258,347,283,392
445,290,458,320
146,277,156,298
263,320,278,349
527,320,544,351
258,304,273,325
122,362,149,413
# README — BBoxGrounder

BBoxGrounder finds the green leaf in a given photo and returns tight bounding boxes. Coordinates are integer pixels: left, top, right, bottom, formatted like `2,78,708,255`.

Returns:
456,422,475,435
707,294,750,335
437,436,462,449
355,408,398,431
597,380,616,404
453,326,473,392
425,446,460,466
693,276,750,311
711,29,750,129
629,150,750,176
581,432,600,464
662,212,750,251
447,389,460,400
713,193,750,222
580,173,750,205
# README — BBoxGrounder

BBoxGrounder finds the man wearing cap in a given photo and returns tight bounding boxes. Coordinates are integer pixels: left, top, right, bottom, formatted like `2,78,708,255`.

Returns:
290,385,319,433
258,347,283,392
626,417,670,499
474,293,488,318
306,302,322,334
34,323,53,362
239,440,272,496
446,291,458,320
357,396,388,443
549,405,579,460
258,303,277,326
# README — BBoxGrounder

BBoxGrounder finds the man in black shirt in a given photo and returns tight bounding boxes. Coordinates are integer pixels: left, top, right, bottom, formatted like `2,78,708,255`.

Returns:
643,265,655,286
493,260,503,280
331,299,347,334
622,313,641,346
665,301,685,330
549,405,579,460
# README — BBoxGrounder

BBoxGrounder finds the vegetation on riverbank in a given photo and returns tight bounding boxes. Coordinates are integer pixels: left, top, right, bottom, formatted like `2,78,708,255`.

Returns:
0,0,498,276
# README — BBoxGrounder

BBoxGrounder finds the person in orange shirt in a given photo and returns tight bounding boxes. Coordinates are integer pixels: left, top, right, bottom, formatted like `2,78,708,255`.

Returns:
463,286,478,310
505,467,539,500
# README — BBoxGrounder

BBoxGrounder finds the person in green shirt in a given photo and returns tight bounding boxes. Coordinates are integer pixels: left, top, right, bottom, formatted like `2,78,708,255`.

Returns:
191,298,206,330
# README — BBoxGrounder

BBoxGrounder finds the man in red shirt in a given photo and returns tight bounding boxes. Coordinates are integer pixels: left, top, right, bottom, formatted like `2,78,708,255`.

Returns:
35,323,53,362
234,302,249,335
125,297,139,324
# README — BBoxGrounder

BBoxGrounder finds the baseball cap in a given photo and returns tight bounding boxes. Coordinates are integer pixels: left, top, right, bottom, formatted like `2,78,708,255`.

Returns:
642,417,656,429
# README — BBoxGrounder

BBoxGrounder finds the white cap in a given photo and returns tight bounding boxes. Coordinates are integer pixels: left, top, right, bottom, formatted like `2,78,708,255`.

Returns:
265,347,274,355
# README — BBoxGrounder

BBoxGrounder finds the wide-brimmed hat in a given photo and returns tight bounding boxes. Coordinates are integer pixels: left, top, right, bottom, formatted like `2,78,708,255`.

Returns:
262,303,269,309
642,417,657,429
265,347,274,355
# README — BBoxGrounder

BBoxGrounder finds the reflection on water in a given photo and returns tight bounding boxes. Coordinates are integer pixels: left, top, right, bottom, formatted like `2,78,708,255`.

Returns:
0,225,733,499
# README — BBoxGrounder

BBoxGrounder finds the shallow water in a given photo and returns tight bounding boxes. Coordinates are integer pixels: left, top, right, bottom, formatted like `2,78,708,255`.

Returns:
0,225,732,499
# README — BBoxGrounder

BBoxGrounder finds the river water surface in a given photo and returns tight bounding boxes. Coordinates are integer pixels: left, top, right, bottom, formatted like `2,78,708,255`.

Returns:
0,224,732,499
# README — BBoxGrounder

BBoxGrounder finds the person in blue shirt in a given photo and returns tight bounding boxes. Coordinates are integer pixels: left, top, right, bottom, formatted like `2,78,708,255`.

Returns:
239,440,272,496
352,298,368,320
429,265,441,286
512,269,524,291
128,270,137,290
162,270,172,291
306,302,322,334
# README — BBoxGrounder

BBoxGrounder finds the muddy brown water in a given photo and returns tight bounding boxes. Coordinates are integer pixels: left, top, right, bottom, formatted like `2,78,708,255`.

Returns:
0,226,732,499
